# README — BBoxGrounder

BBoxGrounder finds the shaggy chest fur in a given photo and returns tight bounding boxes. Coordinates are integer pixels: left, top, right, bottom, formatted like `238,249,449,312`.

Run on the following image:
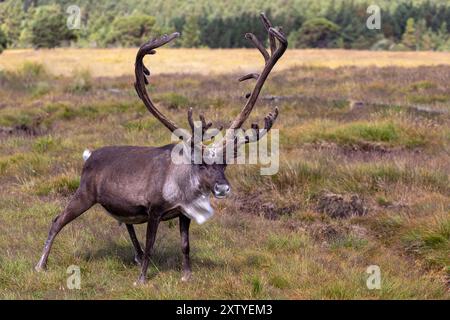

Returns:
179,195,214,224
162,164,214,224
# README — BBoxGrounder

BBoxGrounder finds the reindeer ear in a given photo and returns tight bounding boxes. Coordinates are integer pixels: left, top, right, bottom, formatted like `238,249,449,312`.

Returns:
170,140,191,165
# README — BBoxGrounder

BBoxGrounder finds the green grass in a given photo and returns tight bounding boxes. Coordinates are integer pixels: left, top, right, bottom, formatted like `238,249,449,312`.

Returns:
403,217,450,269
155,92,191,110
33,174,81,196
287,119,435,149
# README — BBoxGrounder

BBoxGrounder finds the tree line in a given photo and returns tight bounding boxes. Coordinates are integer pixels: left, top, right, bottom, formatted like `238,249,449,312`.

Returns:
0,0,449,53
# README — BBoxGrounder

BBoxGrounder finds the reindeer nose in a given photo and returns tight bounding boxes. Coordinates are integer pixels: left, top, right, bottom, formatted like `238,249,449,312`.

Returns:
214,184,230,198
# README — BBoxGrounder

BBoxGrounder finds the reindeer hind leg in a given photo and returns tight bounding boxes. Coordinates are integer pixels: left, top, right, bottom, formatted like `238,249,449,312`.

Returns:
35,188,95,271
126,224,143,265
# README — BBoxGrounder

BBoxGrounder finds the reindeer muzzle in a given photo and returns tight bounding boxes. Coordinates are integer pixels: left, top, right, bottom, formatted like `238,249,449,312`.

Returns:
213,184,230,198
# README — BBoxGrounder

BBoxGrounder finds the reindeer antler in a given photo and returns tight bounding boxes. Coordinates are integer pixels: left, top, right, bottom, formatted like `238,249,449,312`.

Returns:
135,33,218,146
135,33,181,133
231,13,287,131
218,13,287,156
135,14,287,158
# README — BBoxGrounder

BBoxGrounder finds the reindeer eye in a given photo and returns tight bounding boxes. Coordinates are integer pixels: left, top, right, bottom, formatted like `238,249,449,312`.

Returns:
199,165,207,170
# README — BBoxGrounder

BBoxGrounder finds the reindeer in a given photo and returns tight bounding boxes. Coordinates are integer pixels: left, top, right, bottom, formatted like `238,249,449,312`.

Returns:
35,13,287,284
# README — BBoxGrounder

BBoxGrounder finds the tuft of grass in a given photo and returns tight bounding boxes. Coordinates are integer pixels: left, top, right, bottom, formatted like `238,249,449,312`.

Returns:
409,81,437,91
372,214,404,239
402,218,450,269
335,122,399,143
155,92,190,110
66,69,93,93
330,235,369,250
250,275,263,297
266,233,308,252
31,81,51,97
408,94,449,104
123,118,159,131
347,163,449,194
0,152,52,177
20,62,47,79
34,174,80,196
0,109,40,127
376,196,392,207
33,136,58,153
269,275,290,289
286,119,438,149
245,252,272,268
0,62,48,91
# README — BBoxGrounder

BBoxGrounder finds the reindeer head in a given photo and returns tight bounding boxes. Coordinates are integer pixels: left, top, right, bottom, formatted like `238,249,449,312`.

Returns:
196,163,230,199
134,13,287,200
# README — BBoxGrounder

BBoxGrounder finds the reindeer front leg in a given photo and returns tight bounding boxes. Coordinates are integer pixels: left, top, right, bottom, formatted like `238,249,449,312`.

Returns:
179,214,192,281
135,215,160,285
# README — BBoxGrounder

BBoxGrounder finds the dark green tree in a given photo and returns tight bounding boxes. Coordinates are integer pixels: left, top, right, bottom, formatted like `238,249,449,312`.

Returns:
105,14,157,47
292,18,339,48
29,5,75,48
181,15,201,48
0,1,25,47
402,18,417,50
0,27,7,53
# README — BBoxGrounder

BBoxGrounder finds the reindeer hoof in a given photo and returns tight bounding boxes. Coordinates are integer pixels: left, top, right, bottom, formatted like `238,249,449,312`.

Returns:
134,276,147,286
34,264,47,272
181,271,192,282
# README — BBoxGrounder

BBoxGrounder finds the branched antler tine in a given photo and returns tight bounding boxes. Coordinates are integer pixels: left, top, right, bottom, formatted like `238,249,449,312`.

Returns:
220,14,287,157
251,122,260,141
269,27,288,47
143,65,150,76
199,114,212,133
199,114,206,127
265,107,279,130
245,33,269,62
142,65,151,84
239,73,260,82
260,13,276,55
242,107,279,144
135,32,180,133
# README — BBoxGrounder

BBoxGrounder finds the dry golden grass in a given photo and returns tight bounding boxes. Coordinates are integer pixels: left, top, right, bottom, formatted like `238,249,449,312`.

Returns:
1,48,450,77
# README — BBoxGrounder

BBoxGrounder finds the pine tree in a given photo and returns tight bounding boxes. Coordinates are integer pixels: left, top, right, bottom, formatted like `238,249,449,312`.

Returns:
402,18,417,50
0,1,26,47
29,5,75,48
181,15,201,48
421,30,435,51
415,19,427,50
438,22,449,41
436,22,450,51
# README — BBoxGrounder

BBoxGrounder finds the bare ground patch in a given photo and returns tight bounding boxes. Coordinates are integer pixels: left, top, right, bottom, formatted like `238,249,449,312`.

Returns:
0,123,41,137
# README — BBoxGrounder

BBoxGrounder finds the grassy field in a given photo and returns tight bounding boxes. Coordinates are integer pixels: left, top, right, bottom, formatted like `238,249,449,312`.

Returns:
0,49,449,299
1,48,450,77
